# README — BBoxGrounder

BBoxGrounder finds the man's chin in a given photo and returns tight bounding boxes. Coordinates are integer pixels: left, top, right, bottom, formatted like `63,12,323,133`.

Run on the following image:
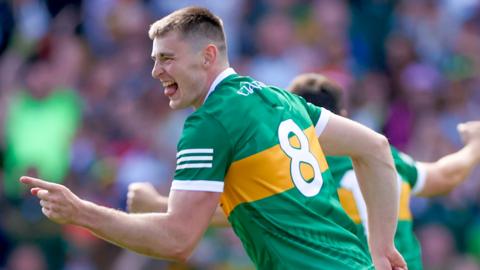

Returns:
169,100,187,110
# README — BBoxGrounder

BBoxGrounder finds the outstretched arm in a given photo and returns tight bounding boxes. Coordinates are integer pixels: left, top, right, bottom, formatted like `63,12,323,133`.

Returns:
127,182,230,227
21,176,220,261
416,121,480,197
319,113,406,270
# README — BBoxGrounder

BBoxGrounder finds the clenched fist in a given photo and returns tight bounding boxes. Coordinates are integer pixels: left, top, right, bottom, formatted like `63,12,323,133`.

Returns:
127,182,168,213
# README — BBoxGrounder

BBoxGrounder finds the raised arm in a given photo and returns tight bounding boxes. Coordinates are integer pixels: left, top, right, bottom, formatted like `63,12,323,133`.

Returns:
319,113,406,270
415,121,480,197
21,176,220,261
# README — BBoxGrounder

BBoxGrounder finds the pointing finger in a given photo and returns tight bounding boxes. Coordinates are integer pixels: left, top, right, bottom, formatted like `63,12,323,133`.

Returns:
20,176,59,191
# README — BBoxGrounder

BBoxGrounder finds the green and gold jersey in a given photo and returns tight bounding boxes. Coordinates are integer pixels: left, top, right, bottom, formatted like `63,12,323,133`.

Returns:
328,147,427,270
172,68,373,270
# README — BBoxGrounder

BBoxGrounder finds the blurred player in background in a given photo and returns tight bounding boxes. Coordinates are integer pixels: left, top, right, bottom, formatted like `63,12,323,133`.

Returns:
22,7,406,270
289,73,480,270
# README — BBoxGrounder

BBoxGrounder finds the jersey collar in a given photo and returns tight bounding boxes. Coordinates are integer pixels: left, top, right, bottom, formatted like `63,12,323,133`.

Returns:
204,67,236,103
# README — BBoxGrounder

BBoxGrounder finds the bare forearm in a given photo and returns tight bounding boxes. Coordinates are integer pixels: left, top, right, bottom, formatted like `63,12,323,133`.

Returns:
210,206,229,227
418,146,479,197
78,201,190,260
352,139,398,252
318,114,400,256
150,201,228,227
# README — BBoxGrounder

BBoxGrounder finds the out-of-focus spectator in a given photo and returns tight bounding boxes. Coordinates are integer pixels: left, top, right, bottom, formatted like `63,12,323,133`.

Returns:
247,11,303,88
0,2,15,55
349,71,390,132
418,223,457,270
0,224,9,266
349,0,397,70
307,0,354,99
9,0,50,55
3,57,82,199
5,244,47,270
385,32,417,76
452,256,480,270
81,0,116,55
384,62,446,154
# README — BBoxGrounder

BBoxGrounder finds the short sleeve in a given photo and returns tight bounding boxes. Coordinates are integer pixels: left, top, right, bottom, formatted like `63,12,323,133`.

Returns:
171,113,232,193
390,147,426,194
301,99,331,137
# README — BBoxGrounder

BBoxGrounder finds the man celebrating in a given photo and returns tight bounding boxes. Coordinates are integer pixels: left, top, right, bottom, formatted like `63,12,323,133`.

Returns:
22,7,405,269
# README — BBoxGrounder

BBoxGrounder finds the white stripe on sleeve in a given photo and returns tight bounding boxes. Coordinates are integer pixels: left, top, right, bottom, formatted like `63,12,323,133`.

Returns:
170,180,224,192
177,156,213,164
412,163,427,195
176,148,213,158
176,163,212,170
315,109,331,137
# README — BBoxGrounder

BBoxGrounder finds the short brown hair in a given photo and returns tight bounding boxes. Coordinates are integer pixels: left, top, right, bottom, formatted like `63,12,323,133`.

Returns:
288,73,344,114
148,7,226,52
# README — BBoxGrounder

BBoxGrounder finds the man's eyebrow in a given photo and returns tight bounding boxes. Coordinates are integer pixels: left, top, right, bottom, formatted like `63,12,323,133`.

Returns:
151,53,175,60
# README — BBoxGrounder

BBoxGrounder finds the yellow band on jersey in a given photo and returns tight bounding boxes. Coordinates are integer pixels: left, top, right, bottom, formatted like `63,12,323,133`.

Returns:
337,188,362,223
338,181,413,224
220,126,328,216
398,182,412,220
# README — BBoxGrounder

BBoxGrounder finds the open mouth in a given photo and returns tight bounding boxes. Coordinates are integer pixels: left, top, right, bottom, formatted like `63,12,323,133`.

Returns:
163,81,178,98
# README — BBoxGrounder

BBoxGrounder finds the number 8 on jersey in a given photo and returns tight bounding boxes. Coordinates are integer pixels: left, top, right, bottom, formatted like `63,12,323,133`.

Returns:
278,119,323,197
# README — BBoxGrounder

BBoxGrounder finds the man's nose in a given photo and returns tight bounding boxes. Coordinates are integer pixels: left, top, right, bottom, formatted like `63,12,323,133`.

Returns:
152,63,164,79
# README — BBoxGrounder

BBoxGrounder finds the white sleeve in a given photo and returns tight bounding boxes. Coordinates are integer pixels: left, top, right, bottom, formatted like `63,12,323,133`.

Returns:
411,163,427,195
315,109,331,137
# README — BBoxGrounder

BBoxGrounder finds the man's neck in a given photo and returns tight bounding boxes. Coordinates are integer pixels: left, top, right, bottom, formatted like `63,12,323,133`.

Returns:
193,64,231,109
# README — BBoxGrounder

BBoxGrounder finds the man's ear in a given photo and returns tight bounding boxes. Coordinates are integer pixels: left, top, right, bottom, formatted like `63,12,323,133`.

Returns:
203,44,217,68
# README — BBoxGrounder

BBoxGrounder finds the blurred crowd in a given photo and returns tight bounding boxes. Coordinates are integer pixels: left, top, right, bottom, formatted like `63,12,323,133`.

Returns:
0,0,479,269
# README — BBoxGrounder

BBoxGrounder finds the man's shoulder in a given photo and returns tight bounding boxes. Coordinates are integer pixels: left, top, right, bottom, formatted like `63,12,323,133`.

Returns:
182,110,220,134
208,74,268,103
207,75,306,115
198,75,270,122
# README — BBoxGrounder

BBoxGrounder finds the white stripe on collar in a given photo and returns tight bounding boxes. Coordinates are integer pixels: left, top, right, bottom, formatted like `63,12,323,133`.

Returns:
204,67,236,103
